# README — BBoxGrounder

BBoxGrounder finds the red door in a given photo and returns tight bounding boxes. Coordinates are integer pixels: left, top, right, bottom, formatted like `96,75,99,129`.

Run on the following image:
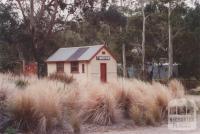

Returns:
100,63,107,82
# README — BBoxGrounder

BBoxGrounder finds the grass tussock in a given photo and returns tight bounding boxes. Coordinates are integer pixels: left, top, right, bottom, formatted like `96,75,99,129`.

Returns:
0,73,186,133
114,80,159,125
168,79,185,98
63,88,81,133
7,86,78,133
48,73,74,84
8,92,38,130
79,84,121,126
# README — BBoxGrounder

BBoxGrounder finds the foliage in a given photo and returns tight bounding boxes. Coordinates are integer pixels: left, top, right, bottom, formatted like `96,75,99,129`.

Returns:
4,127,16,134
15,79,29,89
0,3,19,72
0,0,199,78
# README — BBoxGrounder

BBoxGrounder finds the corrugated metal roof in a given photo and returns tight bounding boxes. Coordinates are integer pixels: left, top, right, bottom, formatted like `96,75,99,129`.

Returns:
46,45,104,62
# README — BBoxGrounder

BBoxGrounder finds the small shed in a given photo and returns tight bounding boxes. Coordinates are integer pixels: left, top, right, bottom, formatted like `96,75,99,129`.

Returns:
46,45,117,82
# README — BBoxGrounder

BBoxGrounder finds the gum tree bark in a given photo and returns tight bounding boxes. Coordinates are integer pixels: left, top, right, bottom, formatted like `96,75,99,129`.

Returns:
141,3,146,80
168,2,173,79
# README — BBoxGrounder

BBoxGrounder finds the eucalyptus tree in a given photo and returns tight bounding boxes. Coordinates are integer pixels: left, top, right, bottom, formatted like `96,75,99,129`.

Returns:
123,0,154,79
0,2,19,71
136,0,154,79
159,0,186,79
5,0,108,76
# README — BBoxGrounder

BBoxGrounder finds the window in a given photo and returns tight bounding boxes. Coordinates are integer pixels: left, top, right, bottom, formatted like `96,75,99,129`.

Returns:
102,51,106,55
56,62,64,73
71,62,79,73
82,64,85,73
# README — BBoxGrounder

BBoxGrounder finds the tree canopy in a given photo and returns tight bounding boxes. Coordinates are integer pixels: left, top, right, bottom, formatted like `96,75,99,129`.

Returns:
0,0,199,79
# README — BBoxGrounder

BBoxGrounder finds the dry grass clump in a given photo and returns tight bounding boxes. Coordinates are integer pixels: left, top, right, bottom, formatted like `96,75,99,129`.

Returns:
79,84,121,126
61,88,81,134
108,79,185,125
7,81,79,133
33,89,63,133
168,79,185,98
0,73,187,133
48,73,74,84
7,92,39,131
152,82,172,120
118,80,160,125
8,90,62,133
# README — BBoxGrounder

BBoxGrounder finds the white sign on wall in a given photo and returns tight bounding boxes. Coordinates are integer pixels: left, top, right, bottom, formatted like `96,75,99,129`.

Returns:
96,56,110,60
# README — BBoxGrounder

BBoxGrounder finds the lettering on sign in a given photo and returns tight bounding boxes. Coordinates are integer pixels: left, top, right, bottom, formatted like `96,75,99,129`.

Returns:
96,56,110,60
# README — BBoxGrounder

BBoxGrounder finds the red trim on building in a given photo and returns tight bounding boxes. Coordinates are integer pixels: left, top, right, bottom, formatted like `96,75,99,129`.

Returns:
88,45,117,61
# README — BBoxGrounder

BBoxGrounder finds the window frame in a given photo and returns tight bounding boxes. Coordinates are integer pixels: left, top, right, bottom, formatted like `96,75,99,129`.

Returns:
82,64,85,73
56,62,64,73
71,61,79,73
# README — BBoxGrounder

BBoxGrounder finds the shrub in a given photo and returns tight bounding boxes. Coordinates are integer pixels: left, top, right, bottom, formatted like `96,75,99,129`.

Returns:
33,89,63,133
63,89,81,133
110,79,169,125
15,79,29,89
7,90,61,133
152,82,172,120
1,73,187,133
7,85,80,134
80,86,120,126
4,127,16,134
48,73,74,84
7,92,39,131
168,79,185,98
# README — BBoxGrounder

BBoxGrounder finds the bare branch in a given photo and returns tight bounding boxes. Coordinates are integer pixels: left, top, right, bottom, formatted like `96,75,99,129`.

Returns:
16,0,27,21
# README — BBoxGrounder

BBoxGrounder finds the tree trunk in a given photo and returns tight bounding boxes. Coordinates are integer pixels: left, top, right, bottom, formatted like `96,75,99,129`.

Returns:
168,2,173,79
120,0,126,78
122,43,127,77
141,5,146,80
30,0,34,31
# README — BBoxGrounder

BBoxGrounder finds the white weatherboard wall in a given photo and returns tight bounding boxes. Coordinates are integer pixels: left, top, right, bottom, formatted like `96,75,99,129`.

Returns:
88,48,117,82
47,63,56,76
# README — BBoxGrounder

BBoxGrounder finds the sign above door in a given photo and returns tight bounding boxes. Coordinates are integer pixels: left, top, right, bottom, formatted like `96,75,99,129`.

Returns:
96,56,110,60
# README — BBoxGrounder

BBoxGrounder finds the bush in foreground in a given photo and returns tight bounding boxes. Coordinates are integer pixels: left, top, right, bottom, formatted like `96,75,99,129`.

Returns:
79,84,121,126
0,73,186,133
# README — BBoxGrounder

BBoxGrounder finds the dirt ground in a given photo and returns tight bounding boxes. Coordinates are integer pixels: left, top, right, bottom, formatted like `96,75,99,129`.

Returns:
85,119,200,134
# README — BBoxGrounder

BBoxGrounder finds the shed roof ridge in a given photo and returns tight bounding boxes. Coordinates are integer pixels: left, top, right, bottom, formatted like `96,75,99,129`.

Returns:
59,44,104,49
